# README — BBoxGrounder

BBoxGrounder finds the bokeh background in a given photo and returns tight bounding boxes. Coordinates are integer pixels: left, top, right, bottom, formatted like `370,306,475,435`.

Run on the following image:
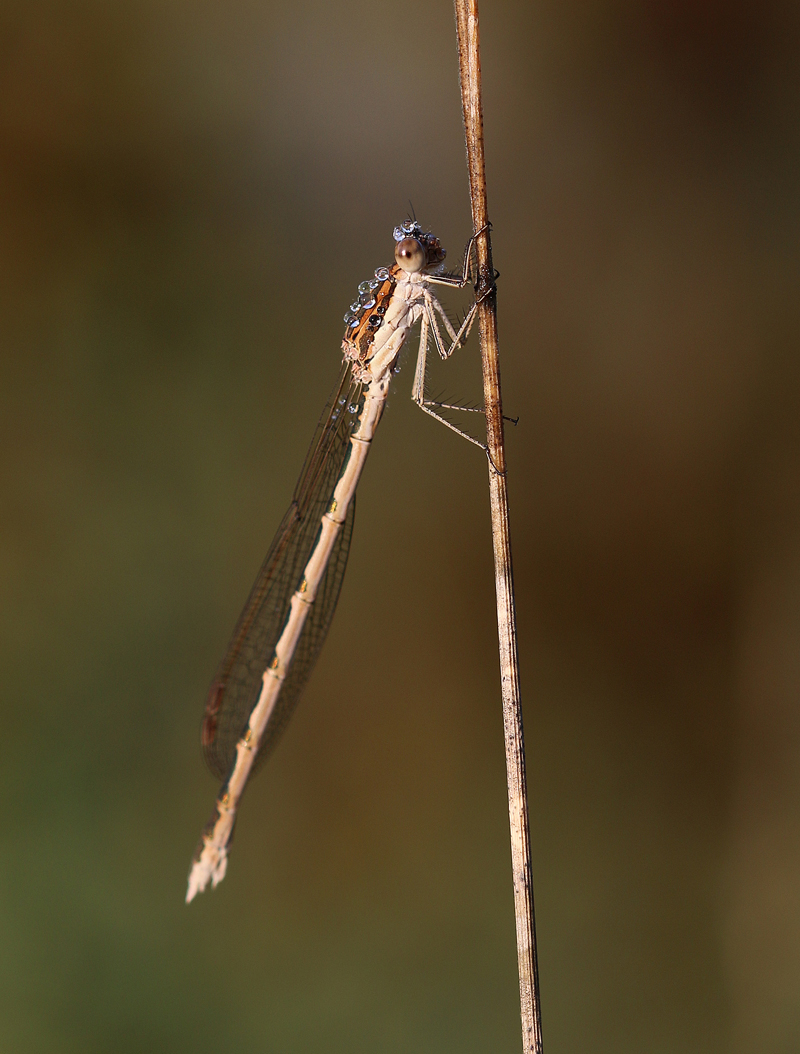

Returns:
3,1,799,1051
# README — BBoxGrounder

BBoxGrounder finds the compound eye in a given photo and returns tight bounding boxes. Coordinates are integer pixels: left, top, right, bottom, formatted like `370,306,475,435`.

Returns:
394,237,426,273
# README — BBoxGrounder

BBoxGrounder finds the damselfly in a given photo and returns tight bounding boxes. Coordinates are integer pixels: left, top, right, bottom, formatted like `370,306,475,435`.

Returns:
187,221,491,902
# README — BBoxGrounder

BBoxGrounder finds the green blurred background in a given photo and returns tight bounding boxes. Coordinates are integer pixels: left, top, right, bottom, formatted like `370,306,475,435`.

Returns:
2,1,799,1051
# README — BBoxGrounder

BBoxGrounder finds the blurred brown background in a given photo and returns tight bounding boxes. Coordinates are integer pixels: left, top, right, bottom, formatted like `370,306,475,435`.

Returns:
2,0,799,1051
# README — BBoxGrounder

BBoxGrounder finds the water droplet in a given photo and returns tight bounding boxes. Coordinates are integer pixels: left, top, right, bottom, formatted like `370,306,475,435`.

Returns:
357,280,371,295
360,295,376,309
374,267,391,280
348,317,359,328
368,279,379,290
343,311,355,323
392,227,404,242
350,301,361,313
348,404,358,414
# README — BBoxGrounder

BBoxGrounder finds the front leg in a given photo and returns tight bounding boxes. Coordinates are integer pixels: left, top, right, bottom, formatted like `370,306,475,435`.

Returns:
426,222,492,290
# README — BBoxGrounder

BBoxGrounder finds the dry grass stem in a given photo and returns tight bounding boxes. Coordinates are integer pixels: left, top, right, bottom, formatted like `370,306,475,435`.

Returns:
453,3,544,1052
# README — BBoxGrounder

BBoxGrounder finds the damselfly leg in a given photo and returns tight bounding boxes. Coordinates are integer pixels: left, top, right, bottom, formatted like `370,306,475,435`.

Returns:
411,225,498,453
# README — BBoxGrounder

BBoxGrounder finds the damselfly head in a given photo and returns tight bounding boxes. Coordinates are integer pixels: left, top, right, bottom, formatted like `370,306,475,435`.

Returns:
393,220,446,273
